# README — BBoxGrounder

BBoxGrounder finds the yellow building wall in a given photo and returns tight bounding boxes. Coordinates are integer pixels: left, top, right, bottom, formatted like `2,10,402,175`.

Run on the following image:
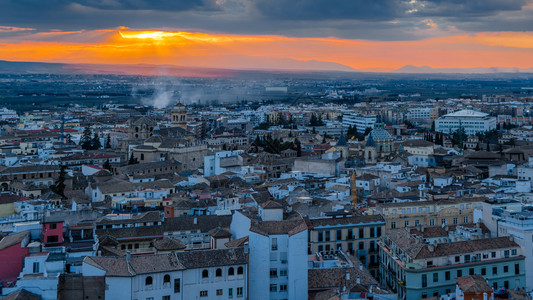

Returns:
0,202,15,217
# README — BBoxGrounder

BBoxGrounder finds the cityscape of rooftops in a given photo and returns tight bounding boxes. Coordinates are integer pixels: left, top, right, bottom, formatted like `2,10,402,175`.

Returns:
0,1,533,300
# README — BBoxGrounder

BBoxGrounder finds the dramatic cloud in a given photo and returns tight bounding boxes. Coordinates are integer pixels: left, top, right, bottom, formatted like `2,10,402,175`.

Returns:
0,0,532,40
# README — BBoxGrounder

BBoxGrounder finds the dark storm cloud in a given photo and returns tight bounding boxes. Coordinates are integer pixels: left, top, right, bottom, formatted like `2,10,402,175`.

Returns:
412,0,528,17
79,0,217,11
0,0,531,40
252,0,404,21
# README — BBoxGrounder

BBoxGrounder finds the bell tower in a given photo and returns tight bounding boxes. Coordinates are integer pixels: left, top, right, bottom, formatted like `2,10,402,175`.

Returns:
171,103,188,129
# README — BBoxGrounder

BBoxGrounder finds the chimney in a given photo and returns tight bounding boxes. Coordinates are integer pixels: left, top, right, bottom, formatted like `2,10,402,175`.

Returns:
97,250,102,256
193,217,197,225
359,263,363,271
126,251,131,262
509,235,514,242
428,244,435,252
483,293,488,300
244,242,249,254
357,276,361,284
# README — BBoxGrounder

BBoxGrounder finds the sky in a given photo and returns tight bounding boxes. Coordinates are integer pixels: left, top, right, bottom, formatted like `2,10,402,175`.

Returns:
0,0,533,72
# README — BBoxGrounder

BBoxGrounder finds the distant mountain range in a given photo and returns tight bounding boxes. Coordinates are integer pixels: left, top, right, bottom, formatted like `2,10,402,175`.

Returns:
394,65,533,74
0,59,356,77
0,60,532,77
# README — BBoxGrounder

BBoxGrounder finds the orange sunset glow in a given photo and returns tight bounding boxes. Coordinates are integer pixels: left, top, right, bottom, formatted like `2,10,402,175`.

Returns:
1,28,533,72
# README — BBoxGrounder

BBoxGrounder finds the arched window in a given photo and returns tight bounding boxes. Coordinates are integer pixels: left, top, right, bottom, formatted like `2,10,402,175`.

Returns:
202,270,208,278
228,267,234,276
237,267,243,275
216,268,222,277
164,274,170,283
145,276,153,286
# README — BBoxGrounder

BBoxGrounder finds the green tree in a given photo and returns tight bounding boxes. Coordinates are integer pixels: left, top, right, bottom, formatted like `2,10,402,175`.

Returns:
128,153,139,165
294,138,302,157
309,114,318,126
79,126,93,150
105,134,111,149
50,164,67,199
103,159,112,171
91,132,102,150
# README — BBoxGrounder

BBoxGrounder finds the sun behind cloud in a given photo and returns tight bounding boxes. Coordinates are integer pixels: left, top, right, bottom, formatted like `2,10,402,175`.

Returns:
0,28,532,72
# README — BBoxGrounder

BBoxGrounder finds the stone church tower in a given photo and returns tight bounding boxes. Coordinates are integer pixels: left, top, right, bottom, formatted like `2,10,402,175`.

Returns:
171,103,188,129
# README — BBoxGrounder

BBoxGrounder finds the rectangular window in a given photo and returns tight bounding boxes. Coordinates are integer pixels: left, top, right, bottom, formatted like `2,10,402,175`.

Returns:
370,241,375,252
162,296,170,300
280,269,287,276
481,268,486,275
464,255,470,263
457,270,462,278
453,218,458,225
491,252,496,258
430,219,435,226
464,216,469,223
404,220,409,227
270,284,277,292
512,249,517,255
504,265,509,273
229,288,233,298
493,266,498,275
49,223,57,230
415,220,420,226
455,256,460,263
318,232,323,242
200,291,208,297
504,250,510,258
370,227,375,237
377,227,381,236
270,269,277,277
445,271,450,281
272,238,278,251
237,287,243,297
359,242,364,250
359,228,364,238
33,262,39,273
347,229,353,240
279,285,287,292
469,268,474,275
515,264,520,275
174,279,180,293
433,273,438,283
216,289,223,296
391,222,396,229
422,274,427,288
325,231,331,241
336,230,342,241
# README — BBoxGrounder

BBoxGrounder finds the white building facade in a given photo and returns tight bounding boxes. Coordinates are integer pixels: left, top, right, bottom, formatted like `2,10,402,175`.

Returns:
82,248,248,300
342,114,377,133
435,110,496,135
249,219,308,300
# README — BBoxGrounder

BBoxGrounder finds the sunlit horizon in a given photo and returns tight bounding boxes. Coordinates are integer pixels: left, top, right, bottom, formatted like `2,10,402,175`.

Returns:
1,27,533,73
